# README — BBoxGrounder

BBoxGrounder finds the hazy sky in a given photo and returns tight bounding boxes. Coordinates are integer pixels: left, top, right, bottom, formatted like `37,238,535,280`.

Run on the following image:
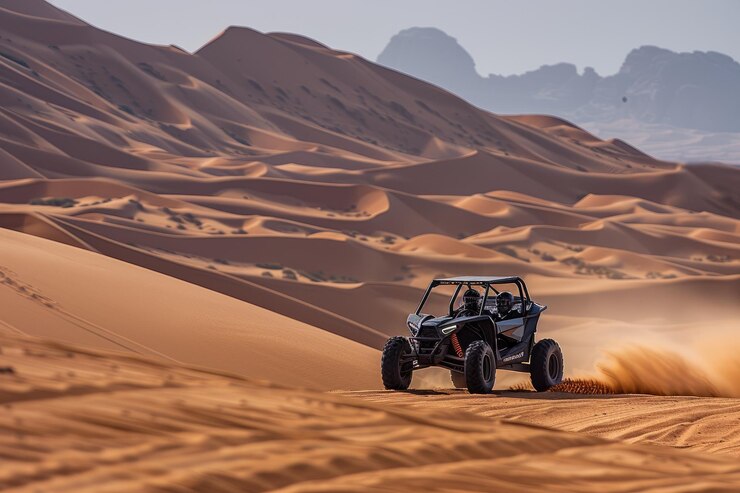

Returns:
49,0,740,76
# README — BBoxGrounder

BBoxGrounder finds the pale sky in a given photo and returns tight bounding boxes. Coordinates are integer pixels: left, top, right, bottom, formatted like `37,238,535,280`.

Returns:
49,0,740,76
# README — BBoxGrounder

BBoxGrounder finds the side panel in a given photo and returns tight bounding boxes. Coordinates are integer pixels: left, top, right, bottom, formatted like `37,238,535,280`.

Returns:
496,317,526,342
522,315,538,340
499,339,531,364
521,303,546,341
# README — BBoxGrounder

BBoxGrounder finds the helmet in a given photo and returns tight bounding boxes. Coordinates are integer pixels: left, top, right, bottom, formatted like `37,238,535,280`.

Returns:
462,288,481,312
496,291,514,315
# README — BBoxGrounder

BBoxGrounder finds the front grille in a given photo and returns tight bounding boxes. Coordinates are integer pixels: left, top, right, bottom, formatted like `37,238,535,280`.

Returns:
417,326,438,338
414,326,439,354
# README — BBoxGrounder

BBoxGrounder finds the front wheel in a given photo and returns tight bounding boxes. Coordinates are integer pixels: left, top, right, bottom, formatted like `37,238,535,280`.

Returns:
530,338,564,391
464,340,495,394
381,336,413,390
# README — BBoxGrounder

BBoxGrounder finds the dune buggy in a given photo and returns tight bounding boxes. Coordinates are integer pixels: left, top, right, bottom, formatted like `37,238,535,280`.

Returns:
381,276,563,394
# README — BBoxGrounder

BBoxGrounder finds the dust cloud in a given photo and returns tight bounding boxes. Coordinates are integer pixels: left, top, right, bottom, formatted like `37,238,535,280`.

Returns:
564,343,740,397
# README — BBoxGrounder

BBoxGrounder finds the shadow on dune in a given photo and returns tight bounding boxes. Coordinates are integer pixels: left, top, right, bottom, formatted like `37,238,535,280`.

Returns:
390,388,625,400
496,390,626,400
395,389,454,396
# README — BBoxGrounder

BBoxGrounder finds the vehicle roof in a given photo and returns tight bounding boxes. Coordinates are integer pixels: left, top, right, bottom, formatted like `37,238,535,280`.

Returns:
433,275,522,284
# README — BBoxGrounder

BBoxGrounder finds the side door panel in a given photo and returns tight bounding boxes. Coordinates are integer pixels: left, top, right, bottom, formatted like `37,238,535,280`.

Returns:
495,317,526,342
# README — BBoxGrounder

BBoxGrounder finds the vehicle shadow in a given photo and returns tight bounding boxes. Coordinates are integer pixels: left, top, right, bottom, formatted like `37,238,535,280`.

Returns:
401,389,457,396
391,389,634,400
495,390,633,400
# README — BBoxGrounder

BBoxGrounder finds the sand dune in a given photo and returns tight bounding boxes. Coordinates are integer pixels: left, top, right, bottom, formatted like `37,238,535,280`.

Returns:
0,227,379,390
0,0,737,383
0,2,739,490
3,333,740,493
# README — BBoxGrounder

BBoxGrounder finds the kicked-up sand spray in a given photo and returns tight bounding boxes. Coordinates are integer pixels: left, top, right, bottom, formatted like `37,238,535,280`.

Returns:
552,344,740,397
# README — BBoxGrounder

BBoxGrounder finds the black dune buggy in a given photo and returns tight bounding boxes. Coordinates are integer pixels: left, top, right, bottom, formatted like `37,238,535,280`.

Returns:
381,276,563,394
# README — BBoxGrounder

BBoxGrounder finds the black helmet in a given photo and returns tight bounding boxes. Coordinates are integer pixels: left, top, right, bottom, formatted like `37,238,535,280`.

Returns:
462,288,480,312
496,291,514,315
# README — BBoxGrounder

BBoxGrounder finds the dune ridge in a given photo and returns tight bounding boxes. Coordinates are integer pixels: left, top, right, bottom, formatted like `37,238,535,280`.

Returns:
0,0,737,386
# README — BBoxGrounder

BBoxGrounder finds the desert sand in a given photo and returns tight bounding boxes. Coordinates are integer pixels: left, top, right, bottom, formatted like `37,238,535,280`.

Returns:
0,1,739,491
0,227,379,390
347,389,740,457
3,334,740,493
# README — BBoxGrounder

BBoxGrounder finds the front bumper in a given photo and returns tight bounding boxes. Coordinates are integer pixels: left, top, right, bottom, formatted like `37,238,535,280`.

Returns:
408,336,463,371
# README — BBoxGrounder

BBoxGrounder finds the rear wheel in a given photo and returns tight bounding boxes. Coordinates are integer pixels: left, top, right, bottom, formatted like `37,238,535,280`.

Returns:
464,340,495,394
381,336,413,390
450,370,466,389
530,339,564,391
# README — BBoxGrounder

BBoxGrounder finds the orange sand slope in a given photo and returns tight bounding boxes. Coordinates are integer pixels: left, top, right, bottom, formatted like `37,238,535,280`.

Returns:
0,227,378,390
3,334,740,493
347,389,740,458
0,0,738,361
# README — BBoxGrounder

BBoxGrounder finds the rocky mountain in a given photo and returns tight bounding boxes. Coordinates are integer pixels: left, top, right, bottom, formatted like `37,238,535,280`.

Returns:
376,27,485,105
378,28,740,162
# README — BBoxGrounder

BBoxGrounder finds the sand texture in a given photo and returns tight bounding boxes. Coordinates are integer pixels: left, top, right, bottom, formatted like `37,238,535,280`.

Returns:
0,2,739,491
3,335,740,493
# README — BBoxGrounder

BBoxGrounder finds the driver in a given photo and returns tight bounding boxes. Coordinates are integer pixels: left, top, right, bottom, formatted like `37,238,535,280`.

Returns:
456,288,481,317
496,291,515,319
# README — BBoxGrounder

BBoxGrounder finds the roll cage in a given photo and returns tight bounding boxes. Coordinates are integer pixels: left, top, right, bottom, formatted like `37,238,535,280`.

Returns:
415,276,532,317
408,276,541,374
384,275,561,392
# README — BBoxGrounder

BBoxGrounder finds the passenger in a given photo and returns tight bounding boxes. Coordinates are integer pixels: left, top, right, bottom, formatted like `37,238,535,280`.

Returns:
456,288,481,317
495,291,516,320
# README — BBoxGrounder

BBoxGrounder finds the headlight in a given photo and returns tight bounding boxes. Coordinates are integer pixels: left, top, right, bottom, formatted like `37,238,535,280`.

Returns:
441,324,457,335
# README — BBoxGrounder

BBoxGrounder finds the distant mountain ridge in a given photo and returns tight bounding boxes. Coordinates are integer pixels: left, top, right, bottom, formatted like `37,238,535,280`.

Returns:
378,27,740,162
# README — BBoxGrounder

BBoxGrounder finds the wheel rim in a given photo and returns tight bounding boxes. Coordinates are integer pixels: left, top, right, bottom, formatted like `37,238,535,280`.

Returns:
548,353,559,380
483,353,492,381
